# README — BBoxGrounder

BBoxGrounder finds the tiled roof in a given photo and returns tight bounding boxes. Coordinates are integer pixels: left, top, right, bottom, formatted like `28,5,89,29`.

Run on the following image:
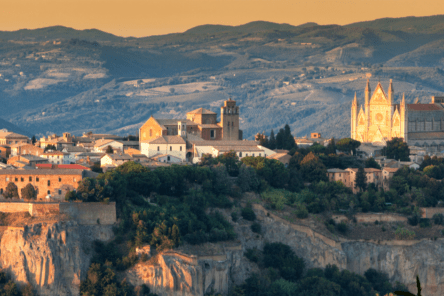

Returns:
0,169,83,175
104,153,133,160
57,164,91,170
35,164,53,168
156,119,199,126
76,152,105,157
267,153,291,160
187,108,216,115
408,132,444,140
42,151,69,156
151,154,182,160
214,145,263,152
20,155,48,161
383,167,399,173
199,124,222,129
347,168,381,173
0,131,28,139
191,140,258,146
327,168,348,173
63,146,87,153
118,141,139,146
146,136,186,144
407,104,442,111
94,139,117,147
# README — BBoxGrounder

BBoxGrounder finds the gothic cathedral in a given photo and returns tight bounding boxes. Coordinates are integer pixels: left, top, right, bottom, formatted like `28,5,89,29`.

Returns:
351,79,406,144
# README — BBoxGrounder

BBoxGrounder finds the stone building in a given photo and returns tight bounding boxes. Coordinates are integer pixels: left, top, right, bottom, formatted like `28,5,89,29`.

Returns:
139,98,242,145
0,169,90,200
0,129,29,145
351,80,444,149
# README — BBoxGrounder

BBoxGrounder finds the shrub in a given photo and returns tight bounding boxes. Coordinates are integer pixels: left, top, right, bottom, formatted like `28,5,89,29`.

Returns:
231,211,238,222
433,213,444,225
3,182,19,199
241,207,256,221
251,222,261,234
327,224,335,233
295,205,309,219
419,218,431,228
336,221,348,234
395,227,415,240
381,226,386,232
407,209,421,226
245,248,260,263
374,220,379,225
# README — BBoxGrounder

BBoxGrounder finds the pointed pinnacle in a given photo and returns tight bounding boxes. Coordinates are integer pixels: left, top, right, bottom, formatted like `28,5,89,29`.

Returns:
365,79,371,92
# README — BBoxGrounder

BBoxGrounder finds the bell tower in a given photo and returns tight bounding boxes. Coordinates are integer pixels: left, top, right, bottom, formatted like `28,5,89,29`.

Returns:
220,98,240,141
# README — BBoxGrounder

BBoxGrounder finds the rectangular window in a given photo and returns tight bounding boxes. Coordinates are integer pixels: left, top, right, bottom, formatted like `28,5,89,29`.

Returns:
29,177,32,182
59,177,61,182
36,177,39,182
180,146,182,151
170,146,172,151
210,130,215,138
58,189,62,195
0,189,2,194
47,190,50,194
47,180,50,186
6,177,9,182
15,177,18,182
157,146,160,151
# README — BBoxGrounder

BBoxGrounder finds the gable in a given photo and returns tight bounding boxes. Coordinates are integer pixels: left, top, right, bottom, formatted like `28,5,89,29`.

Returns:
370,83,388,105
358,109,365,126
140,117,164,130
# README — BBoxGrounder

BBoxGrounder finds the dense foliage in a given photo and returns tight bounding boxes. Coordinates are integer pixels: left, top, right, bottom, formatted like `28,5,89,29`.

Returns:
236,242,410,296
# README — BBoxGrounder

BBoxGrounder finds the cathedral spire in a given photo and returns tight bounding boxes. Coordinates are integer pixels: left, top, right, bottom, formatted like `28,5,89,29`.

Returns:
352,92,357,106
388,79,394,93
365,79,371,92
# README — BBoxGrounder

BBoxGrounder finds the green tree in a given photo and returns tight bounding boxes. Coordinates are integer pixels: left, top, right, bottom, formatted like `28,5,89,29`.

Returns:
365,157,381,169
269,130,276,150
65,190,77,201
44,144,57,152
355,166,367,192
383,137,410,161
276,128,285,149
3,182,19,199
326,138,336,155
31,135,36,144
105,145,114,154
283,124,296,150
336,138,361,155
21,183,37,200
300,152,328,183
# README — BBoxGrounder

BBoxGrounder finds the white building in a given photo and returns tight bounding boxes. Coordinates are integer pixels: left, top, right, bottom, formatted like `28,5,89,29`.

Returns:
94,139,124,153
40,151,70,164
141,136,186,161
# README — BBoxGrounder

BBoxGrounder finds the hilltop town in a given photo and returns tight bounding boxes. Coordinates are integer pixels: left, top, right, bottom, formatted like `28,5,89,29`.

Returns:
2,83,444,295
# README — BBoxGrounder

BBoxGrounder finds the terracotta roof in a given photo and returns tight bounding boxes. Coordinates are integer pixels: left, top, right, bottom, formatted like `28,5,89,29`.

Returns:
347,168,381,173
407,104,442,111
267,153,291,160
383,167,399,173
35,164,53,168
57,164,91,170
146,136,186,144
156,119,199,126
186,108,216,115
0,169,83,175
63,146,87,153
103,153,133,160
20,155,48,161
0,131,28,139
42,151,69,156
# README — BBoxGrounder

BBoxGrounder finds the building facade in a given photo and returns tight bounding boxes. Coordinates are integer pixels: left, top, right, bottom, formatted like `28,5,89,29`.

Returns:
351,80,444,149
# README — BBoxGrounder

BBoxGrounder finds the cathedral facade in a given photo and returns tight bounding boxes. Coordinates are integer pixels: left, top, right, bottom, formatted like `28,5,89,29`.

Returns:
351,80,444,149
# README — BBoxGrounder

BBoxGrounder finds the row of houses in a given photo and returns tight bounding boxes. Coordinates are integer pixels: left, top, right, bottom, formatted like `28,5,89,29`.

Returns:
327,167,399,193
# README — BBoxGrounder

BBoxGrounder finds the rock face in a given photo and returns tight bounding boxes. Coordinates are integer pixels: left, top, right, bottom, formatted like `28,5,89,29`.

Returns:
3,206,444,295
0,222,113,296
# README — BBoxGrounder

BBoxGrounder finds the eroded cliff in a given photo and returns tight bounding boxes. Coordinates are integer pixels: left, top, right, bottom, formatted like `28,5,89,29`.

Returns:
0,221,113,295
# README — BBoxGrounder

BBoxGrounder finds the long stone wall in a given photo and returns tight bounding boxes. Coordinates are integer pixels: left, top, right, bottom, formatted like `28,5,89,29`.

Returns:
59,202,116,225
0,201,116,225
421,207,444,218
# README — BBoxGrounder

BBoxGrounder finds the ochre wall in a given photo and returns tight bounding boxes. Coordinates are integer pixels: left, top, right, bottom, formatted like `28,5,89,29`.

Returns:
0,173,81,200
0,202,116,225
140,117,166,142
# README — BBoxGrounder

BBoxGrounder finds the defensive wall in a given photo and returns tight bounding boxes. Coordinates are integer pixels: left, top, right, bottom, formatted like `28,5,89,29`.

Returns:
0,201,116,225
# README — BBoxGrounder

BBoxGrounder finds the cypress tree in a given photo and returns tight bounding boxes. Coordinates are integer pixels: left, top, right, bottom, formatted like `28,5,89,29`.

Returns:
355,166,367,192
276,128,285,149
269,130,276,150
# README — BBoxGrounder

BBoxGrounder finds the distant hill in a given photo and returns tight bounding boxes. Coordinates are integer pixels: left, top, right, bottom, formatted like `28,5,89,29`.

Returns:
0,26,124,42
0,117,31,137
346,15,444,33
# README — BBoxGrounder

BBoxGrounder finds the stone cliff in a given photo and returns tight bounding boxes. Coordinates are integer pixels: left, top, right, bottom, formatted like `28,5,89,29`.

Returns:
126,205,444,296
2,205,444,295
0,221,113,296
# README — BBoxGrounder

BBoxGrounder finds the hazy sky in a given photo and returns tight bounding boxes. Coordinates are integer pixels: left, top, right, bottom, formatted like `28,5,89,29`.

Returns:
1,0,443,37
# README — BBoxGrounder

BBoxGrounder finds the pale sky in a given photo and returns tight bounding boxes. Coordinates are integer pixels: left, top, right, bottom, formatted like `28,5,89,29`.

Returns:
1,0,443,37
